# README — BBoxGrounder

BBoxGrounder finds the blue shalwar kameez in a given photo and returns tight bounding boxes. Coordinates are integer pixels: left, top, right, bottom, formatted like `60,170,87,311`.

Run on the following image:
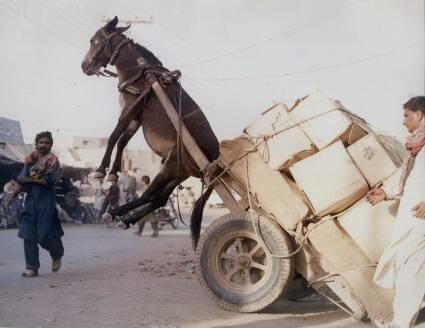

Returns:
18,161,64,272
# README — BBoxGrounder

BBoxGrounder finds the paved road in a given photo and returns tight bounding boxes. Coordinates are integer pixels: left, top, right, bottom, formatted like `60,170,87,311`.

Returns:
0,210,422,328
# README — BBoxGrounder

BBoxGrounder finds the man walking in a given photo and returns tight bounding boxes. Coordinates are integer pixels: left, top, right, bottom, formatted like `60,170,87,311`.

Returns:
367,96,425,328
18,131,64,277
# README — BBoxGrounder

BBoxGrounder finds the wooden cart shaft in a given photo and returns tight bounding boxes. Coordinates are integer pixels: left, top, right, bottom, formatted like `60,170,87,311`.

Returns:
151,80,243,214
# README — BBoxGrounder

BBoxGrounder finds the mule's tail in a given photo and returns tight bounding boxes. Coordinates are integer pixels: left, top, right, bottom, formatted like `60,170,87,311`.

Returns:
190,187,213,250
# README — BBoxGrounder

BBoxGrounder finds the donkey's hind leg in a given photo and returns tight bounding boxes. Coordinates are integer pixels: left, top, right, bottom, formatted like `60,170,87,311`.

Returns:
117,175,184,229
107,148,189,220
106,120,141,181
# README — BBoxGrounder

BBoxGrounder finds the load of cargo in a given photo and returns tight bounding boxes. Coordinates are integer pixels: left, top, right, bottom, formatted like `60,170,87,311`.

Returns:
196,90,407,322
218,89,406,265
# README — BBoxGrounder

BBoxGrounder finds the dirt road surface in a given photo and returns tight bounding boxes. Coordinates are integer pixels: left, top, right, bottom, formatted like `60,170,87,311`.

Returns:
1,208,423,328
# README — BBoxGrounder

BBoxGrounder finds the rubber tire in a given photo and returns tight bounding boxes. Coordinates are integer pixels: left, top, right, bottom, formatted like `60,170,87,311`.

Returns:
196,211,294,313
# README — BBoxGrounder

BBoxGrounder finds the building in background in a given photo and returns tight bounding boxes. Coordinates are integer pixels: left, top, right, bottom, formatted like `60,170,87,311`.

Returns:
73,136,108,149
69,136,161,177
0,117,24,145
125,149,161,178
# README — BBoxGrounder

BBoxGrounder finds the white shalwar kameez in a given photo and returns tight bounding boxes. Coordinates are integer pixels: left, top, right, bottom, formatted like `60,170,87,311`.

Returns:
374,147,425,328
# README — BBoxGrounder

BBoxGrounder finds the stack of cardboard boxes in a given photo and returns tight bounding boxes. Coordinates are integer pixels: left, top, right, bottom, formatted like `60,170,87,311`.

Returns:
243,90,404,263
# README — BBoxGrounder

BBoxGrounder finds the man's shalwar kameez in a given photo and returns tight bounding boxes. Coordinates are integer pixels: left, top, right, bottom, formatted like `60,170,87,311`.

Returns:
18,159,64,272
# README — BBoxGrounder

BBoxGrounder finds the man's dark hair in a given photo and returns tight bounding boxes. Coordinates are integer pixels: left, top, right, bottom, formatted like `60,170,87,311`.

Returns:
403,96,425,114
141,175,150,184
35,131,53,144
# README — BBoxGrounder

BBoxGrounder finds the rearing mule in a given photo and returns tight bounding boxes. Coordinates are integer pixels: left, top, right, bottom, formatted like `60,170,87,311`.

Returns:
81,16,219,247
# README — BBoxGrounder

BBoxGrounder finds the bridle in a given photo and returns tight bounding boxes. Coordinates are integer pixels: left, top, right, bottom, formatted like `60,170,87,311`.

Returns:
89,29,131,77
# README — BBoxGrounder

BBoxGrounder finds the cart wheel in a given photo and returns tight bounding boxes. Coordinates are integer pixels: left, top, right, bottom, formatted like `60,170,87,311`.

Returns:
196,211,294,313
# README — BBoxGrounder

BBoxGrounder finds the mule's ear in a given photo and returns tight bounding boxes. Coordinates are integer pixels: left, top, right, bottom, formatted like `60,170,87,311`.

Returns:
104,16,118,32
116,24,131,34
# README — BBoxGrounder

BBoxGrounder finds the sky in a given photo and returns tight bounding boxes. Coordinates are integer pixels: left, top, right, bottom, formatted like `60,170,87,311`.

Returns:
0,0,423,149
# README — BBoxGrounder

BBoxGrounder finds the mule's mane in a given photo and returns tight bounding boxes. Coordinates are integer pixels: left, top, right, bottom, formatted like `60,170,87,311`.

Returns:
133,42,163,66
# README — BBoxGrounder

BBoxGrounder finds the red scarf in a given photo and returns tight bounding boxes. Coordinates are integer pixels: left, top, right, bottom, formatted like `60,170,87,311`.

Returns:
405,118,425,157
24,151,58,176
397,119,425,194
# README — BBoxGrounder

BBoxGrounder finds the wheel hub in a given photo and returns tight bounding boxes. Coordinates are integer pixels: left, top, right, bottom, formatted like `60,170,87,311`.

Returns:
237,254,251,269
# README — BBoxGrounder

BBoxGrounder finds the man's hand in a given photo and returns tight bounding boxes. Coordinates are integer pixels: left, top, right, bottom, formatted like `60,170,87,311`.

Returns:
366,188,387,205
18,176,34,184
18,176,47,187
412,202,425,219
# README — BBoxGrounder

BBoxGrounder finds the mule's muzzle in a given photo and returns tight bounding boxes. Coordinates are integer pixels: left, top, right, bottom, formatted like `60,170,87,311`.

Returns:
81,60,97,76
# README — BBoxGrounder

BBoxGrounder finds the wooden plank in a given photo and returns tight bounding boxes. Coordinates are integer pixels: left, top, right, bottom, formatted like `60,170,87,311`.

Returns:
295,246,367,320
307,219,393,321
213,181,243,214
151,80,243,213
151,81,209,171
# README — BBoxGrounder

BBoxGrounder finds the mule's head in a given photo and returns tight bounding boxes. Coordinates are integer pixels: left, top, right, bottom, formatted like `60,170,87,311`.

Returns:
81,16,130,76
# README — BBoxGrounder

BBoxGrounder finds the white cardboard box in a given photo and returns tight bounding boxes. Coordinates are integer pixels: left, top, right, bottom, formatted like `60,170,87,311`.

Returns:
219,136,310,230
290,90,353,149
245,103,314,170
254,128,314,170
290,140,369,216
338,198,398,263
347,134,398,187
245,103,294,136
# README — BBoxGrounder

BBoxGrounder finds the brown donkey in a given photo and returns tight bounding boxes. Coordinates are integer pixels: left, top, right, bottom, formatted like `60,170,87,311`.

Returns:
81,17,218,247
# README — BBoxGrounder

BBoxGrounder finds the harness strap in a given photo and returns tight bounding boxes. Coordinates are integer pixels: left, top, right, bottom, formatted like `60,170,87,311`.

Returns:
118,87,152,125
118,71,144,93
118,65,182,95
109,38,132,65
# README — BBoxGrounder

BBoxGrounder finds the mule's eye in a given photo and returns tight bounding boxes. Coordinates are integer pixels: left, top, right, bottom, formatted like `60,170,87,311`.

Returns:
94,39,100,45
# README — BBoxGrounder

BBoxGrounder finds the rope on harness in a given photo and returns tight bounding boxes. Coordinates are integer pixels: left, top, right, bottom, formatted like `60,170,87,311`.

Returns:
174,77,191,227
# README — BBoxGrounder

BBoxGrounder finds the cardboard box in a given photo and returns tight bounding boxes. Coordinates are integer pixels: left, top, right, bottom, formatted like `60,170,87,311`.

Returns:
245,103,314,170
219,136,310,230
290,141,369,216
254,128,314,170
340,122,368,145
347,134,398,187
290,90,353,149
338,198,398,263
245,103,294,136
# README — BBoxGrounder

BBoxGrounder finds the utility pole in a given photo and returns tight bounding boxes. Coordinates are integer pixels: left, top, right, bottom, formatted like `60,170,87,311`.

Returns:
101,16,154,25
101,16,154,37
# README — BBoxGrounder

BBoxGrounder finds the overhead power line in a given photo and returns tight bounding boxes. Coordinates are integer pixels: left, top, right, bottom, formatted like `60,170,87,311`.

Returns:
0,1,80,50
184,42,423,82
181,0,363,69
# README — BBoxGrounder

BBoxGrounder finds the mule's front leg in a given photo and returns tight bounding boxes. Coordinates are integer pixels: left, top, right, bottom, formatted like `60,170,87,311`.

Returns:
95,119,128,179
107,120,141,181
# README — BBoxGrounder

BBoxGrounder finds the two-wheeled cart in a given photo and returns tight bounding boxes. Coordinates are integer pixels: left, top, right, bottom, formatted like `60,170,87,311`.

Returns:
152,79,394,324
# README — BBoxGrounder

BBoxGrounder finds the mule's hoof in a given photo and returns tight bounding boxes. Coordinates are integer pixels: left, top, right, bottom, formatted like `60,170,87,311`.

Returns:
105,173,119,182
93,171,106,179
117,221,130,230
102,212,113,223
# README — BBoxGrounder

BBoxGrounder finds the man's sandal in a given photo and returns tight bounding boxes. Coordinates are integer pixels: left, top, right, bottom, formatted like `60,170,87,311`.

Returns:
22,270,39,278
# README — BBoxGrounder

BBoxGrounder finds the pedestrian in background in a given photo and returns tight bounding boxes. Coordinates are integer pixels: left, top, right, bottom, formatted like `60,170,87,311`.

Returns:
134,175,159,237
100,180,120,227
